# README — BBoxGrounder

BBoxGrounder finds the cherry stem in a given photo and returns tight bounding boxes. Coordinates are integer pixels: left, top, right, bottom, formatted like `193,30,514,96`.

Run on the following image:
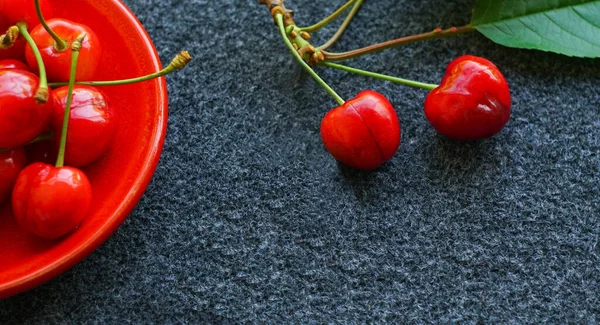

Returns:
321,61,438,91
56,34,85,168
34,0,68,51
276,14,345,106
15,22,49,104
47,51,192,88
318,0,364,51
298,0,357,33
322,25,475,61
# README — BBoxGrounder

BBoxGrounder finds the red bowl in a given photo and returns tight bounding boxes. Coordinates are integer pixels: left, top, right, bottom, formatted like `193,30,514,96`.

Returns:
0,0,168,298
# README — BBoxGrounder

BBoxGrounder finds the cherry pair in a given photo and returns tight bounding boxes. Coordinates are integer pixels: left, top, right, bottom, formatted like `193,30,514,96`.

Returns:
0,67,114,156
321,55,511,171
0,59,116,166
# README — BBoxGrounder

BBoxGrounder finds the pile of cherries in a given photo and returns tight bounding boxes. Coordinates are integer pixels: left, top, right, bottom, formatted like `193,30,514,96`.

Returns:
0,0,187,240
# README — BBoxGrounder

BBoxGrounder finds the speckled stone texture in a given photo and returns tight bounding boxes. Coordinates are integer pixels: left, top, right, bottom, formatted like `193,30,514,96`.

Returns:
1,0,599,323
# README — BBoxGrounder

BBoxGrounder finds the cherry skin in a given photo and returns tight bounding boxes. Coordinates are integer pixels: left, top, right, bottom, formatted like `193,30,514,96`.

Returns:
12,163,93,239
51,85,117,167
0,0,52,29
0,59,30,71
0,0,53,61
0,40,27,61
424,55,511,141
0,69,53,148
0,147,27,205
25,18,101,82
320,90,401,171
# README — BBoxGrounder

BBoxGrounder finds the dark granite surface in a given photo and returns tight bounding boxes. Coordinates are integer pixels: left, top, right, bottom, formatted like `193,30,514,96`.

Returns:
1,0,599,323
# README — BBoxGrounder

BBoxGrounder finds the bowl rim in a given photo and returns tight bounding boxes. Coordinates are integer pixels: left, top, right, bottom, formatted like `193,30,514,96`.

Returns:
0,0,168,299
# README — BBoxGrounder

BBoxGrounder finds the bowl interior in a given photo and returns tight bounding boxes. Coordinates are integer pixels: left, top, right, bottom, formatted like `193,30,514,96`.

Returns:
0,0,167,298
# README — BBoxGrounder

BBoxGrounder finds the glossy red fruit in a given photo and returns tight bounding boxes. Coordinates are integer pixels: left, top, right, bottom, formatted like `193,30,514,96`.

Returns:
0,0,168,299
0,0,53,61
12,163,93,239
0,39,27,61
51,85,117,167
320,90,401,171
0,69,53,148
0,0,53,28
0,147,27,205
0,59,30,71
424,55,511,140
25,19,101,82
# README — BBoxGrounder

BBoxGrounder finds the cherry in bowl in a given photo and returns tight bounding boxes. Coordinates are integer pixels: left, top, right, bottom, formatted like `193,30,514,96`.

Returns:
0,0,168,299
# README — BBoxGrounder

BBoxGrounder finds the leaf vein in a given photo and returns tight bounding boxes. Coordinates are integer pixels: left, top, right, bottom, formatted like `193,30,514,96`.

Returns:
542,12,600,48
517,18,582,53
570,5,600,29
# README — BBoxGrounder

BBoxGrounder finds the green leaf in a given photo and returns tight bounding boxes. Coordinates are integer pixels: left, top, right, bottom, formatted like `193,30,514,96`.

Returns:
471,0,600,58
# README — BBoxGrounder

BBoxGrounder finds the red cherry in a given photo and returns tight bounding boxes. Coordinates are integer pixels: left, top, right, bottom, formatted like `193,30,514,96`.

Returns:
0,147,27,205
0,0,53,61
0,0,52,28
320,90,401,171
0,41,27,61
424,55,511,140
51,85,117,167
0,69,53,148
25,19,101,82
12,163,92,239
0,59,30,71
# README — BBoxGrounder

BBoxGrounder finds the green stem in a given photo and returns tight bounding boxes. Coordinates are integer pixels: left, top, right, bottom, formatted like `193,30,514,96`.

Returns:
323,25,475,61
48,51,192,87
16,22,49,103
321,61,438,91
51,67,174,87
56,34,85,168
34,0,67,51
277,14,344,106
318,0,364,51
298,0,357,33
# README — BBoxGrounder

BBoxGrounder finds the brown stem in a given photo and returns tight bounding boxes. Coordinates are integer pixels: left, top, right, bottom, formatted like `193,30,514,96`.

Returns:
323,25,476,61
